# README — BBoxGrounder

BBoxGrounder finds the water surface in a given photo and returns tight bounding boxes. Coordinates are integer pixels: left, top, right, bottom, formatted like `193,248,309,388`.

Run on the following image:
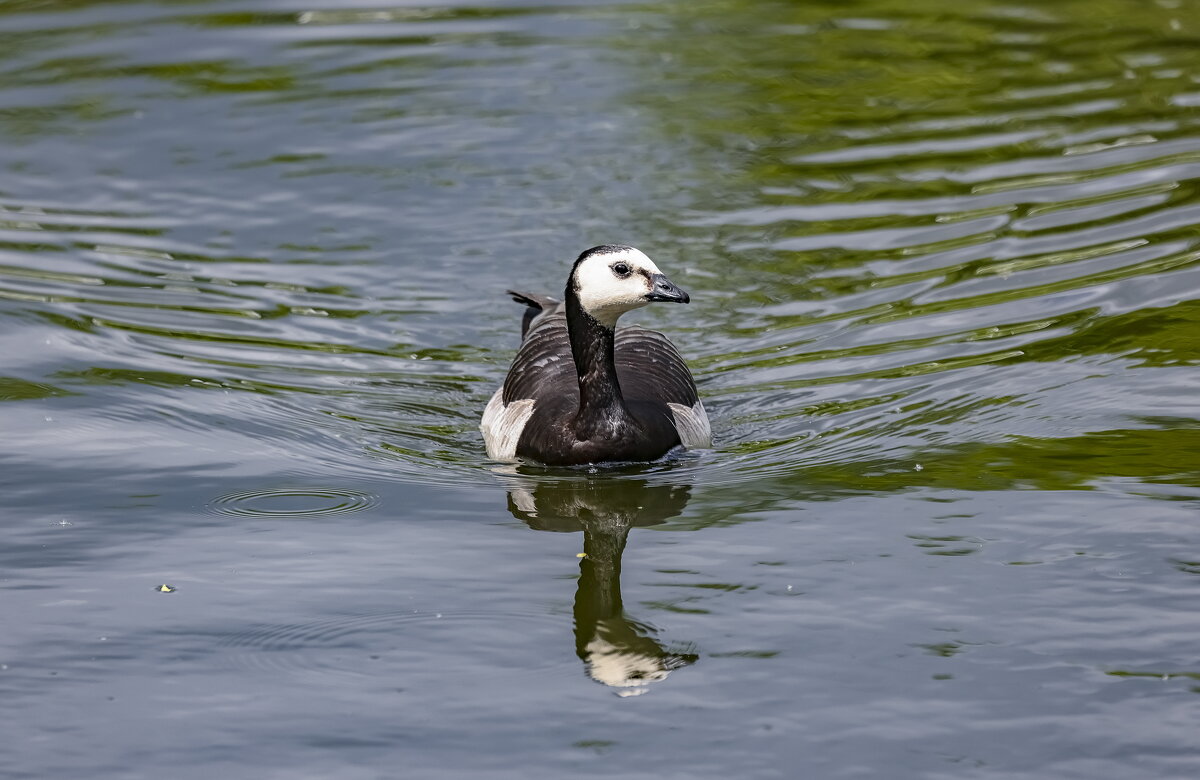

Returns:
2,0,1199,777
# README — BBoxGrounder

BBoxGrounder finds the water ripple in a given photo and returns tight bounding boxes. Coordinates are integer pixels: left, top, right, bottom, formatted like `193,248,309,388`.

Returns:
208,487,380,518
0,0,1197,499
215,609,569,679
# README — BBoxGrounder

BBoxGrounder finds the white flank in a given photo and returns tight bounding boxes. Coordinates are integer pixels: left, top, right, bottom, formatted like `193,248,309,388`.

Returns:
480,388,535,461
668,401,712,449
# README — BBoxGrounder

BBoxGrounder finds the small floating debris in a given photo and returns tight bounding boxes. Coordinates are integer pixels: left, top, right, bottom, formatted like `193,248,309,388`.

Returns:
914,463,924,471
154,584,176,593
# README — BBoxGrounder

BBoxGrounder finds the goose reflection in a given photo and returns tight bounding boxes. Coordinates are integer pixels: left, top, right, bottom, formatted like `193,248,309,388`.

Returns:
506,477,699,696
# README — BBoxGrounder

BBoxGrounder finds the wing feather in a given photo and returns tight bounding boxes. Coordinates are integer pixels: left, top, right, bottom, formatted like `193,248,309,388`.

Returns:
502,315,577,405
614,326,700,408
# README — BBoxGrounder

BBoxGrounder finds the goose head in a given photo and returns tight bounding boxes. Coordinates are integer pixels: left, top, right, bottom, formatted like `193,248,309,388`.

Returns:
569,245,689,328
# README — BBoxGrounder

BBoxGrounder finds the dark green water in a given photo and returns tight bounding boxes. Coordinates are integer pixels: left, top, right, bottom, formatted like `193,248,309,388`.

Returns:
2,0,1199,777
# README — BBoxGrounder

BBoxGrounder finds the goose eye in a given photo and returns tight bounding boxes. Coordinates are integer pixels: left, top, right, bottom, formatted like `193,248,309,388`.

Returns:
612,262,631,277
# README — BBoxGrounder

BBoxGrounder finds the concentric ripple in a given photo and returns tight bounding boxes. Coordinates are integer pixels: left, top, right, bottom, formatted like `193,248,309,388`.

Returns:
214,609,570,680
208,487,379,518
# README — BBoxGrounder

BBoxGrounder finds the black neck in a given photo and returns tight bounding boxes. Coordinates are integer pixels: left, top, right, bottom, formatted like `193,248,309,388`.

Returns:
575,519,631,633
565,292,629,437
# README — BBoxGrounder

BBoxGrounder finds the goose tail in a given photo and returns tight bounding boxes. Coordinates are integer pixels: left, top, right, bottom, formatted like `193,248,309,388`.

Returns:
506,290,560,340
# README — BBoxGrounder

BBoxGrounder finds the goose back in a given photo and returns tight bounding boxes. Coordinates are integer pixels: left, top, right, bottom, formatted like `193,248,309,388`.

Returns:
484,302,709,464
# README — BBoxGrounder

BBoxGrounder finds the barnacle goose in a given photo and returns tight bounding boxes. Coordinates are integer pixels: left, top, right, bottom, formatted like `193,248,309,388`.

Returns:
481,245,711,465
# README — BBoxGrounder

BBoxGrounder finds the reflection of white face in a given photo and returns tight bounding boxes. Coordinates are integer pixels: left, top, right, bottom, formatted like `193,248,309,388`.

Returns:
585,635,670,696
572,246,662,327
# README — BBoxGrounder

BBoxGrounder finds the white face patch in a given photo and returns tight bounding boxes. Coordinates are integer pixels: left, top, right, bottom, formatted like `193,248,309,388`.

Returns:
572,247,662,327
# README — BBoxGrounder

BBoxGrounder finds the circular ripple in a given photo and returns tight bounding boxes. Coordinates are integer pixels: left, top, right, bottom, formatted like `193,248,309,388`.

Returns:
207,487,379,518
216,609,570,680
